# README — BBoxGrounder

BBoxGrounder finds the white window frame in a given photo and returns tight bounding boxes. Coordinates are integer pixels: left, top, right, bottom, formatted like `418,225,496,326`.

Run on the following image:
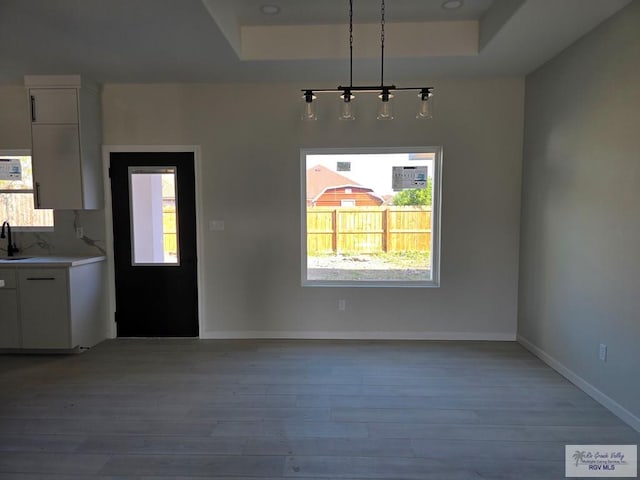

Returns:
0,149,54,232
300,146,442,288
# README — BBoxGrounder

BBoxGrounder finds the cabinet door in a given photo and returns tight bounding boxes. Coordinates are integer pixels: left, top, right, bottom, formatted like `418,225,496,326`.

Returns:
31,124,83,209
0,289,20,348
29,88,78,124
18,269,71,349
0,270,20,348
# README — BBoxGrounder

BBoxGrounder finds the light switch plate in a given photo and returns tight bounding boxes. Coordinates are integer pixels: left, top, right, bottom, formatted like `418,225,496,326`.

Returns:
0,279,5,288
209,220,225,231
599,343,607,362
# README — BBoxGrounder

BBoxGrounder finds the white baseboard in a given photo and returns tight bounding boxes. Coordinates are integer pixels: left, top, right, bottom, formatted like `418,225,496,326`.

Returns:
200,330,516,341
517,334,640,433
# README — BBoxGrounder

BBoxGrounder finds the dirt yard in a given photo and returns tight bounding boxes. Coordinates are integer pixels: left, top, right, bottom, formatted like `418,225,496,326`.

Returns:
307,254,430,281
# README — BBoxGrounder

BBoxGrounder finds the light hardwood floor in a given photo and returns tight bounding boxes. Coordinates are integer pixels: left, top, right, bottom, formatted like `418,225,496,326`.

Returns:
0,339,638,479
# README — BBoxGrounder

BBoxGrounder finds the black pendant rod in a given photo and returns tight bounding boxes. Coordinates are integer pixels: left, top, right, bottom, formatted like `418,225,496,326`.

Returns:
301,0,433,100
380,0,385,87
349,0,353,88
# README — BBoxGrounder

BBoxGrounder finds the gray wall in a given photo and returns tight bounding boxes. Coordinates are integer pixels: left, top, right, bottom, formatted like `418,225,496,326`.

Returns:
1,78,524,338
102,78,524,338
518,2,640,422
0,86,30,149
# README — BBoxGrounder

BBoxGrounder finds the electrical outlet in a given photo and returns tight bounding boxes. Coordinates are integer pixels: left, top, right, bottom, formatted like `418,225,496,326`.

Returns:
599,343,607,362
75,227,84,238
338,299,346,311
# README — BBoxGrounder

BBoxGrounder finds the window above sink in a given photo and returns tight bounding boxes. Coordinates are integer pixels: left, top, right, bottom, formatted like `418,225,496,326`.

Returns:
0,150,54,231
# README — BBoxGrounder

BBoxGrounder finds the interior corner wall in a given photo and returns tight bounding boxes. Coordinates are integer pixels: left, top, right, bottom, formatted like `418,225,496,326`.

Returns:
518,2,640,423
102,77,524,339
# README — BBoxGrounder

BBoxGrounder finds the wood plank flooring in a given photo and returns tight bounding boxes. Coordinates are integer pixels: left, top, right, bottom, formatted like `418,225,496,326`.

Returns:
0,339,638,479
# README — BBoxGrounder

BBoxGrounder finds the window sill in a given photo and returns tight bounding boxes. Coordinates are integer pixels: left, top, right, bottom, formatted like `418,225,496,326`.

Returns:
8,227,55,233
302,280,440,288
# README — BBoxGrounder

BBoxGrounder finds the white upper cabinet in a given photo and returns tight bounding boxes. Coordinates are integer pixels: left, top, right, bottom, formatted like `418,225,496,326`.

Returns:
30,88,79,124
31,124,83,208
25,75,103,210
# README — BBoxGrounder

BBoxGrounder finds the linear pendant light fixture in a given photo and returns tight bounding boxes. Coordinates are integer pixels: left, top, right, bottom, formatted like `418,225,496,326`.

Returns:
301,0,434,121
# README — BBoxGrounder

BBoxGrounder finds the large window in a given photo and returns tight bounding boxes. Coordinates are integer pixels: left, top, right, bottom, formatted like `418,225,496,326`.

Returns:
301,147,441,287
0,151,54,230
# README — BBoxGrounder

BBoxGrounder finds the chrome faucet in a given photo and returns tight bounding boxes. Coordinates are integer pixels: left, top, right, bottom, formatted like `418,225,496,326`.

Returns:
1,221,18,257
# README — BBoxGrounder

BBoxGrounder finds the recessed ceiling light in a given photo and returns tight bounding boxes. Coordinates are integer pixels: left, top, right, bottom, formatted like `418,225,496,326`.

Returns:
260,4,281,15
442,0,464,9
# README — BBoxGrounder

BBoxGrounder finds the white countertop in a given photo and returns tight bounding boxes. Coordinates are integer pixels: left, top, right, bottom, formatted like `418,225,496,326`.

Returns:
0,256,106,267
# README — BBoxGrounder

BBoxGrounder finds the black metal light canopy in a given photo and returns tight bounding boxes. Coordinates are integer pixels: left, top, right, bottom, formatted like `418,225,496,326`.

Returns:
301,0,434,121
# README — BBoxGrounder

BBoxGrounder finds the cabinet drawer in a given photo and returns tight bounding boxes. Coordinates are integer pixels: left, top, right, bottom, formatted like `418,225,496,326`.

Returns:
19,268,67,284
0,269,17,289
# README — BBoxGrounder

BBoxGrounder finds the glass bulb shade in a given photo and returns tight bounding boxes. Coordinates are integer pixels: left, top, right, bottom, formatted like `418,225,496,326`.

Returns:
416,98,432,119
338,97,356,121
376,98,394,120
302,101,317,121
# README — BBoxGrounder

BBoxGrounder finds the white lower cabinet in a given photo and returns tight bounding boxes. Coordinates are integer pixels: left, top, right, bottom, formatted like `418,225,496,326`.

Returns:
0,291,20,348
0,260,105,351
18,268,70,349
0,269,20,348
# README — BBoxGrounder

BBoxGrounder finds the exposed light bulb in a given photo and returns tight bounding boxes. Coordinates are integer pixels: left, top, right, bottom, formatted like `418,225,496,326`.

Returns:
302,102,317,121
377,90,394,120
338,91,355,121
302,90,317,121
416,89,434,119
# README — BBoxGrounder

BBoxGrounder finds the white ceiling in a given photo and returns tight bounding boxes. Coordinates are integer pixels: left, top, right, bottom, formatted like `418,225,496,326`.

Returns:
0,0,632,85
231,0,495,25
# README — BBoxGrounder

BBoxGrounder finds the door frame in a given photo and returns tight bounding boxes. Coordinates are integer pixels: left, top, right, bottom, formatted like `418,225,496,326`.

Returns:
102,145,205,338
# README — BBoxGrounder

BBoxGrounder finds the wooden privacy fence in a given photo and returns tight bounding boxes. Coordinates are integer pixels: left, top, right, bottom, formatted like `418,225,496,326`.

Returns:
0,193,53,227
307,206,432,254
163,206,177,256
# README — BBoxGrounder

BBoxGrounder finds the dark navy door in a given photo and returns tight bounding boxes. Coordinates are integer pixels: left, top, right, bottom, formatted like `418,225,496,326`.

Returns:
110,152,198,337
